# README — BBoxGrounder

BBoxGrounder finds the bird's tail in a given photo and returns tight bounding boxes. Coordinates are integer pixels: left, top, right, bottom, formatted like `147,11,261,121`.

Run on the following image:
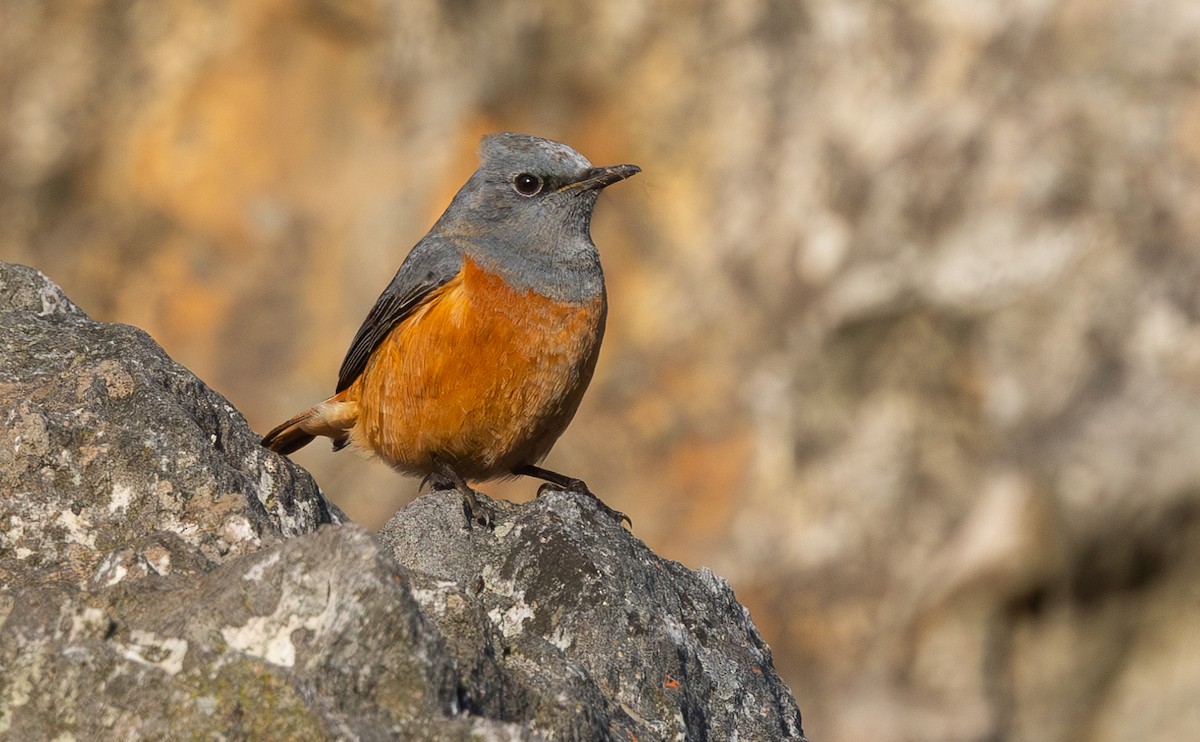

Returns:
261,398,357,455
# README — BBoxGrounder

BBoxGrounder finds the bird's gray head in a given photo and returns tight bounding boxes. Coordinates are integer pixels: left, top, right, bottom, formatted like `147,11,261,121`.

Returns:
435,133,639,300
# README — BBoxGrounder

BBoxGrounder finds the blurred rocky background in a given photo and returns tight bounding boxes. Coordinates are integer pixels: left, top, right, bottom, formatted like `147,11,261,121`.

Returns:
3,1,1199,739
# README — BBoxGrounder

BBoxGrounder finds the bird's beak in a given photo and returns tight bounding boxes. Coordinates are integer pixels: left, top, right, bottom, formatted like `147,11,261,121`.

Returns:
563,163,641,192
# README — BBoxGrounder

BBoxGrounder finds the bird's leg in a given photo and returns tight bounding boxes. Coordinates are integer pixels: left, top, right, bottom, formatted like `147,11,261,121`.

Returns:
514,464,631,528
430,456,492,528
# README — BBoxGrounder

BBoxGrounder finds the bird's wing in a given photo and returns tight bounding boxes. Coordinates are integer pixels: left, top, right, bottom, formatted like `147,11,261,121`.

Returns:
336,236,464,393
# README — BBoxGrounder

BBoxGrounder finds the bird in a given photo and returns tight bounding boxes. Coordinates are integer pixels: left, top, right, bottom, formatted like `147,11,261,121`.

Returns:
261,133,639,526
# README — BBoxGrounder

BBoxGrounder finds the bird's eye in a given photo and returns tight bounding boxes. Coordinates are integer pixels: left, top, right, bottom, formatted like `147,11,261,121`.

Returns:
513,173,543,196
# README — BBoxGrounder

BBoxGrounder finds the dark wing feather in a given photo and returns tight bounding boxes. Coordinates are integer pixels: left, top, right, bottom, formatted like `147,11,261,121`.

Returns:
335,237,463,393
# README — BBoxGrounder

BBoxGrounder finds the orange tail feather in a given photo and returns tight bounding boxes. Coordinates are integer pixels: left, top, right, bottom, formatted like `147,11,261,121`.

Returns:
261,411,319,455
261,398,358,455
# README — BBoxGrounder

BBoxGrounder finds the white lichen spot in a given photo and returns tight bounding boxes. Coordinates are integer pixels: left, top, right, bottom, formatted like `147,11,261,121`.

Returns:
479,568,539,636
5,513,27,539
14,547,32,560
242,551,281,581
549,624,574,651
108,483,134,514
92,553,129,587
38,286,61,316
68,607,110,641
487,601,536,639
55,508,96,549
480,565,517,597
222,613,307,667
166,520,199,542
116,630,188,676
221,567,347,669
222,515,259,546
408,587,441,613
408,581,461,617
143,547,172,576
257,465,276,502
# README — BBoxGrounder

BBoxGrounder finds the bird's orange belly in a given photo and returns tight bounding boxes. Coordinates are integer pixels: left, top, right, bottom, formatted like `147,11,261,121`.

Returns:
345,258,605,480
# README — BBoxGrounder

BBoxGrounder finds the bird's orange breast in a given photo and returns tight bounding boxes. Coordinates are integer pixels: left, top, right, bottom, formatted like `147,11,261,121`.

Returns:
343,257,606,480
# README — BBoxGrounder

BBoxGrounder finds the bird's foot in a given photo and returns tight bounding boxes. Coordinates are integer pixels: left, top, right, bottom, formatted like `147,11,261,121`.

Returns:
535,481,632,528
518,464,631,528
430,457,493,529
458,486,494,529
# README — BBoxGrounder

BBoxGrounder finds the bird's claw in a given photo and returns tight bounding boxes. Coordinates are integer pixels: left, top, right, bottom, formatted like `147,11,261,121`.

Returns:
536,481,631,528
460,488,494,529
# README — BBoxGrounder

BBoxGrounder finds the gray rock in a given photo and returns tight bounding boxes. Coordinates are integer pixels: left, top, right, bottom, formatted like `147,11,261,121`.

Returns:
0,526,484,741
0,262,340,593
0,259,806,740
380,490,806,741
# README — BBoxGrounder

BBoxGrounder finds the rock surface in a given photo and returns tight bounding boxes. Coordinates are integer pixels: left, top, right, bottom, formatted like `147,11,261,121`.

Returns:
381,490,803,741
0,262,340,592
0,261,804,740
